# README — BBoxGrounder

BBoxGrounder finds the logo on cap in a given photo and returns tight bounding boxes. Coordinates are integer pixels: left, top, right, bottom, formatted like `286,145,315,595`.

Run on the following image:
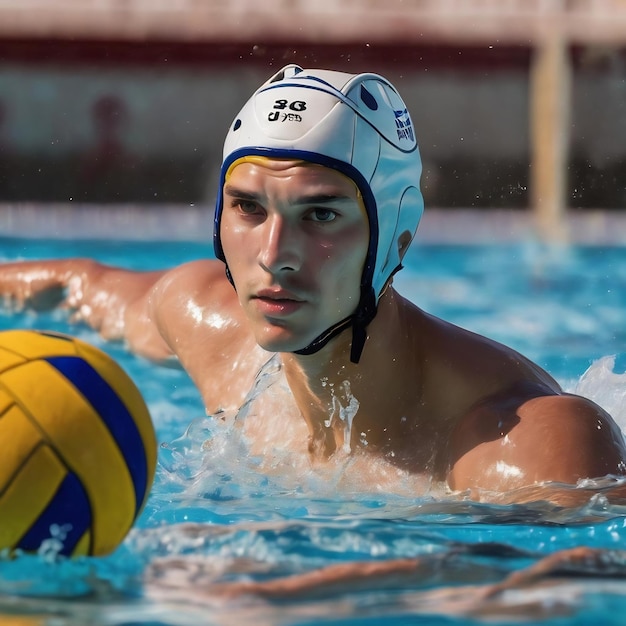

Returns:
394,109,414,142
268,99,308,122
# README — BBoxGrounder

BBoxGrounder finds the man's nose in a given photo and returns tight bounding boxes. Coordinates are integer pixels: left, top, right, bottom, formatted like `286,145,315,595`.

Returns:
258,216,302,274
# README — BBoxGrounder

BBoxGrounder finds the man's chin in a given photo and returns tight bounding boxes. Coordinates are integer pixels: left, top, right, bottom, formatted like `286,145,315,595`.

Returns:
257,339,309,355
255,330,317,355
253,313,356,356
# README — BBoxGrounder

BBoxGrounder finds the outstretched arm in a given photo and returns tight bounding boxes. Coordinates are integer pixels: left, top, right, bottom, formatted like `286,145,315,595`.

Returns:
0,257,267,410
0,258,172,360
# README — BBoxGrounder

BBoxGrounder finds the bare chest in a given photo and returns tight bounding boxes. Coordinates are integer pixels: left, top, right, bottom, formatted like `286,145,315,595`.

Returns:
231,360,449,484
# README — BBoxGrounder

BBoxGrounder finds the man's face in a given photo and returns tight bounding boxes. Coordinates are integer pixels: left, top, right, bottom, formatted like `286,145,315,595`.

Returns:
220,158,369,354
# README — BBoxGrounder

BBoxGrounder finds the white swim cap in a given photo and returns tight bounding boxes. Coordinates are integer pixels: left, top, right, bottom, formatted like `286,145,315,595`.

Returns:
214,65,424,363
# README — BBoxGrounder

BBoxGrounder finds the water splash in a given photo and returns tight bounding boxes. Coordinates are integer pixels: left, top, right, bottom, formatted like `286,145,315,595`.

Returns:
573,355,626,434
330,379,361,453
232,354,284,425
37,523,74,563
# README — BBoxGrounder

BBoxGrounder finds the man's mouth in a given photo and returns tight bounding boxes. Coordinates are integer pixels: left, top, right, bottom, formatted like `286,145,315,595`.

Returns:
253,289,306,316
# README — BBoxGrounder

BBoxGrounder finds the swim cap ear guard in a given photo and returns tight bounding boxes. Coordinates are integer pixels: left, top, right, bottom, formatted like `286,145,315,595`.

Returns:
214,65,424,363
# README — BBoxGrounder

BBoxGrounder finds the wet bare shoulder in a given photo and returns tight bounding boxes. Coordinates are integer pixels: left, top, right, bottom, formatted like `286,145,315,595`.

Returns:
447,386,626,503
411,303,560,401
151,260,269,412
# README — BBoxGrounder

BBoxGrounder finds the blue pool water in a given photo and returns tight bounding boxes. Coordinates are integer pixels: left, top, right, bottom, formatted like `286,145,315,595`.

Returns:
1,236,626,625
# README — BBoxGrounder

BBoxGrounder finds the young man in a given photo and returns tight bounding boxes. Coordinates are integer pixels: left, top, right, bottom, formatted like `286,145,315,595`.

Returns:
1,65,624,503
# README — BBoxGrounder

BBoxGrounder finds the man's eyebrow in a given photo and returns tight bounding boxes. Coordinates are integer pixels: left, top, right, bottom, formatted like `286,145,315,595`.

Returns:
293,193,354,205
224,185,353,206
223,185,260,201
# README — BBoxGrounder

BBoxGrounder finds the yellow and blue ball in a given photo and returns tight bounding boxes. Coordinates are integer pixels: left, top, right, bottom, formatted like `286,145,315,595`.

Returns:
0,329,157,557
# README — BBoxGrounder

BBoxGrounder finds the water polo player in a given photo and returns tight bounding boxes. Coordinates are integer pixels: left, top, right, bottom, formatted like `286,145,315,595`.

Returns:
0,65,624,504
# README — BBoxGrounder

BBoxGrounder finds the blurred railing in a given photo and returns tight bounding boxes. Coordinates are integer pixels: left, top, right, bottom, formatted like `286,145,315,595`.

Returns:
0,0,625,44
0,0,625,240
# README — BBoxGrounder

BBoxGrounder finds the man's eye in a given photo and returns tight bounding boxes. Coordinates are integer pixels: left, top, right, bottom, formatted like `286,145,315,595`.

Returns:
233,200,259,214
309,208,337,222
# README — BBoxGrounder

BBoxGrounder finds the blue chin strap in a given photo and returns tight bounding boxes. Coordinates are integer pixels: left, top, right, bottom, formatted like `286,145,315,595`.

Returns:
214,148,380,364
293,284,378,364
